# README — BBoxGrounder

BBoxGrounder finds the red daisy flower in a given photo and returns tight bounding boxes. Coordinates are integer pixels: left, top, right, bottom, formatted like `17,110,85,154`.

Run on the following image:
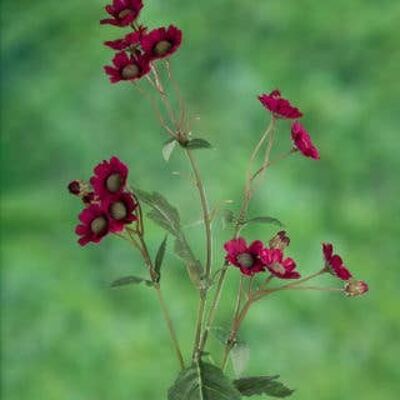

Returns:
100,0,143,27
90,156,128,199
75,204,110,246
344,279,369,297
104,52,151,84
261,248,300,279
104,28,147,51
224,237,265,276
103,192,138,233
291,122,320,160
141,25,183,60
258,90,303,119
269,230,290,251
322,243,352,281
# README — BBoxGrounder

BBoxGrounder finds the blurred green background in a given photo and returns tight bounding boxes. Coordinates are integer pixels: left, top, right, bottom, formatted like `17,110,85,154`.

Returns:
2,0,400,399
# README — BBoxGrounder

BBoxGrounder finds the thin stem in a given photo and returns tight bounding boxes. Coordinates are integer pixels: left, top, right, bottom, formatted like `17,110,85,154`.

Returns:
192,291,207,360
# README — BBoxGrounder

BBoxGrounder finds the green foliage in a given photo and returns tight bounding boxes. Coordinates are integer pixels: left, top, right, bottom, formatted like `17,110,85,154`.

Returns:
168,362,241,400
234,376,294,398
154,235,168,282
110,276,154,288
241,217,284,228
184,139,213,150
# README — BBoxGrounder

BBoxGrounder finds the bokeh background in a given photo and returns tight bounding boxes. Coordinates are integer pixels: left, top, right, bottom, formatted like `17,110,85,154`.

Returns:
2,0,400,399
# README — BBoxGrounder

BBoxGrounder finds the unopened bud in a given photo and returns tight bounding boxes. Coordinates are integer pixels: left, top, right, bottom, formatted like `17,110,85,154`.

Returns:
344,279,369,297
269,230,290,250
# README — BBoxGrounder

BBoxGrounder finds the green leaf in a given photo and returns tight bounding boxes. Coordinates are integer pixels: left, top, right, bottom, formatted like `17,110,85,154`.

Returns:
174,235,203,287
163,139,177,161
168,361,241,400
111,276,153,288
243,216,284,228
154,235,168,281
135,189,181,236
234,376,294,398
230,342,250,378
185,138,212,150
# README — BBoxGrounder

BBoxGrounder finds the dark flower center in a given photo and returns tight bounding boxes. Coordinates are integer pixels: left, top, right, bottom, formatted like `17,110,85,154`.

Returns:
106,173,123,192
121,64,140,79
237,253,254,268
90,216,107,235
154,40,172,56
118,9,131,19
110,201,128,220
270,262,286,275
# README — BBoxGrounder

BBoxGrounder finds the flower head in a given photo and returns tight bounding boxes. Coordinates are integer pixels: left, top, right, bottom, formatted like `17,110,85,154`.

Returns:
141,25,182,60
104,28,147,51
322,243,352,280
224,238,265,276
261,248,300,279
102,192,138,233
90,156,129,199
100,0,143,27
258,90,303,119
75,204,110,246
344,279,369,297
269,230,290,251
291,122,320,160
104,51,151,83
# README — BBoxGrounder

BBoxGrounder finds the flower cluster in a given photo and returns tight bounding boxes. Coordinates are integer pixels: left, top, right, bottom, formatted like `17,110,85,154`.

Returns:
258,90,320,160
101,0,182,83
224,233,300,279
68,157,138,246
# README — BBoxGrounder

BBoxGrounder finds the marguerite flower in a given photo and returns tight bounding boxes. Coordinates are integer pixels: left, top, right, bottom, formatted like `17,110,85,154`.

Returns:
75,204,110,246
141,25,182,60
100,0,143,27
258,90,303,119
291,121,319,160
261,248,300,279
322,243,352,280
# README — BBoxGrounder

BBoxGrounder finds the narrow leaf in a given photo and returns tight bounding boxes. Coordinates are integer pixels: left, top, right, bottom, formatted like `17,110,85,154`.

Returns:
154,235,168,281
243,216,284,228
168,361,241,400
185,138,212,149
230,342,250,378
234,376,294,398
162,139,177,161
111,276,153,288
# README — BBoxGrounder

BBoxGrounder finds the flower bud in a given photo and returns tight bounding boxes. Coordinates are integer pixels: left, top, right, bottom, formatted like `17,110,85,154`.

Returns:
344,279,369,297
269,230,290,251
68,180,82,195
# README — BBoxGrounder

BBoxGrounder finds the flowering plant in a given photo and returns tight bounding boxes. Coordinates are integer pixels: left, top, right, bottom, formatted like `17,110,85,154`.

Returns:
68,1,368,398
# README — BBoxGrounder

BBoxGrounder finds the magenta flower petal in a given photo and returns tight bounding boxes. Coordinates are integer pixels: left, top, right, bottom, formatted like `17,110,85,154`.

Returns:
75,204,110,246
261,248,301,279
322,243,353,281
291,121,320,160
100,0,143,27
258,89,303,119
141,25,183,60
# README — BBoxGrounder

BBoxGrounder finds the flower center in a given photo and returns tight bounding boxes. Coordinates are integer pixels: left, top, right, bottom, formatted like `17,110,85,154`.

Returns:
90,216,107,235
121,64,140,79
106,173,122,192
270,262,286,275
154,40,172,56
237,253,254,268
110,201,128,220
118,9,131,19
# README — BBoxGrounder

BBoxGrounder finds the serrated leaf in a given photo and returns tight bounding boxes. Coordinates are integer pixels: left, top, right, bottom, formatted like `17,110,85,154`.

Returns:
185,138,212,149
168,361,241,400
174,235,203,286
135,189,181,236
231,342,250,378
111,276,153,288
243,216,284,228
234,376,294,398
163,139,177,161
154,235,168,281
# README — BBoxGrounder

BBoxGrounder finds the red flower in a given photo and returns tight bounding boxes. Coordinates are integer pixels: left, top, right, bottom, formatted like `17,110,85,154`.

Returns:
141,25,182,60
258,90,303,119
261,248,300,279
104,51,151,83
100,0,143,27
344,279,369,297
224,238,265,276
90,156,128,199
103,192,138,233
104,28,147,51
291,122,320,160
322,243,352,280
75,204,110,246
